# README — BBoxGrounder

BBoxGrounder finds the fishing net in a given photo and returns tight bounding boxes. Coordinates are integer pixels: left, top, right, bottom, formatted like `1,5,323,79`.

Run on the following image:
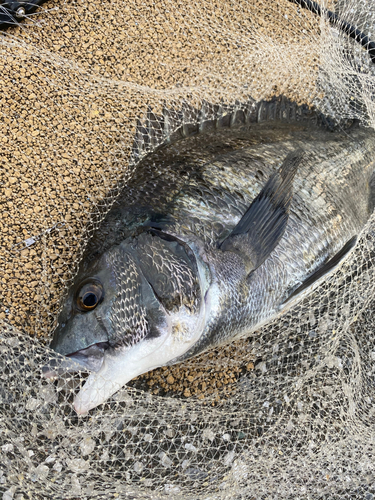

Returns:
1,0,375,498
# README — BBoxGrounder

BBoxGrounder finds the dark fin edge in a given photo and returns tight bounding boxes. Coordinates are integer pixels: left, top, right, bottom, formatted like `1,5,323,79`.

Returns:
220,149,304,274
282,235,358,305
368,169,375,215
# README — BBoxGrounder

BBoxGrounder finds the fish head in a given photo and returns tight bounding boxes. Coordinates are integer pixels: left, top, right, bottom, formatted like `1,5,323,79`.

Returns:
49,229,208,414
49,256,117,371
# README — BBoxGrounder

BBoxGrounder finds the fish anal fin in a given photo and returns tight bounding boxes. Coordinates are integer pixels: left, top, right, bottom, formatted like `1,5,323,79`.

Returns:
282,235,358,306
220,149,304,273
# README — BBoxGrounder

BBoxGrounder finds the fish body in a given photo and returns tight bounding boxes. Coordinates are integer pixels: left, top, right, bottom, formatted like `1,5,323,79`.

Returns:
49,101,375,414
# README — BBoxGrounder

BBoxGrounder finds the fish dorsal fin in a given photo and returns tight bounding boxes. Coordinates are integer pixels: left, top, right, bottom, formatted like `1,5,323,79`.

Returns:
220,149,304,273
282,235,358,306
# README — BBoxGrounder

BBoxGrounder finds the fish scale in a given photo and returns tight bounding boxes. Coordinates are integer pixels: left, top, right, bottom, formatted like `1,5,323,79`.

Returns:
48,102,375,414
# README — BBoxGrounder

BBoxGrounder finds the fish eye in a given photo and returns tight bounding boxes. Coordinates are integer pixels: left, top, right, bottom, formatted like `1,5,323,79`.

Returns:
76,280,103,312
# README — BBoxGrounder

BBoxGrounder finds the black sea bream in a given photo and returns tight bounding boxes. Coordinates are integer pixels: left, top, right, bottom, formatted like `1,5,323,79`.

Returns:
49,100,375,414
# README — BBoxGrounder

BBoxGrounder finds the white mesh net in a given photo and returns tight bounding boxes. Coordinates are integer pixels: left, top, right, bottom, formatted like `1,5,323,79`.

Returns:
1,0,375,498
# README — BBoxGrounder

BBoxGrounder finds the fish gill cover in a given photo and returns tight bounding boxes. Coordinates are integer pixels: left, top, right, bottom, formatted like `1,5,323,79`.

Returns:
1,0,375,498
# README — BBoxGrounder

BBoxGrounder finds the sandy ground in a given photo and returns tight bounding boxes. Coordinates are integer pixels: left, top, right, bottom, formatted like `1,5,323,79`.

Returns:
0,0,322,395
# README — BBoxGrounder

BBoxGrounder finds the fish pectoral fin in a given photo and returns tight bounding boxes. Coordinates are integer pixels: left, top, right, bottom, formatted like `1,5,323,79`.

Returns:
220,149,304,273
282,235,358,306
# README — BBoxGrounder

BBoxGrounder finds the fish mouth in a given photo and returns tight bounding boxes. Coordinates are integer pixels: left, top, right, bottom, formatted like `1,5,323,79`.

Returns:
43,342,110,378
66,341,110,371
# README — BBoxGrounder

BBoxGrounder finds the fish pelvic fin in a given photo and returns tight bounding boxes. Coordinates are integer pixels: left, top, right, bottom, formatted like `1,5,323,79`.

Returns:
220,149,304,274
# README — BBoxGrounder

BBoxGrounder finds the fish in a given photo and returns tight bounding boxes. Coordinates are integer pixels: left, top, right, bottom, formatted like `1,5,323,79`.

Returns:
47,97,375,414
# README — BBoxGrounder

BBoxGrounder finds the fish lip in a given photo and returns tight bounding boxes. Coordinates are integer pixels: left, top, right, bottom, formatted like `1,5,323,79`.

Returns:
66,341,110,372
43,342,110,378
67,341,110,359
